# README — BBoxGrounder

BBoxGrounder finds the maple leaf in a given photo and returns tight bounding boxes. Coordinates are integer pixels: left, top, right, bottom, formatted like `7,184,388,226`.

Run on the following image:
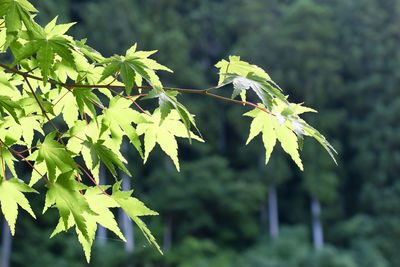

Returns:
44,172,95,240
215,56,287,109
136,109,203,171
111,181,162,254
100,43,172,94
0,0,37,39
102,96,144,157
144,88,200,136
0,95,22,122
0,144,17,178
83,137,131,178
51,186,125,262
0,178,37,235
37,133,77,181
50,87,102,127
244,107,304,170
19,115,44,147
244,101,336,169
11,17,75,82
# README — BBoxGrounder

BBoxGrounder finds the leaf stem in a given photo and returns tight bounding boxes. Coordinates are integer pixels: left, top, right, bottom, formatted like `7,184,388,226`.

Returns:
77,164,110,196
0,139,45,181
24,76,60,131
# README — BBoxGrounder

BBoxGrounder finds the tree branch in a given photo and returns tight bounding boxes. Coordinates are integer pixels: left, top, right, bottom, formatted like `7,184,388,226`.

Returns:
0,63,272,115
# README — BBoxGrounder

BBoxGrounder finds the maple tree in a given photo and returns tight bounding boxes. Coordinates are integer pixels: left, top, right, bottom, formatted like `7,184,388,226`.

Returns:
0,0,336,262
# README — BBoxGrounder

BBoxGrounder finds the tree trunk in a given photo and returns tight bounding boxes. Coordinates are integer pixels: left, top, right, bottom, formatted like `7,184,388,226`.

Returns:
119,174,135,253
162,158,173,252
268,185,279,240
118,142,135,254
1,220,12,267
311,196,324,250
117,142,135,267
163,214,172,252
258,155,280,240
96,165,107,245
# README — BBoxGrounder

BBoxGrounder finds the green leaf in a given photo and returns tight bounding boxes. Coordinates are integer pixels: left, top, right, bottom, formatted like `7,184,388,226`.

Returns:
276,124,303,170
244,108,278,164
19,116,43,147
100,44,172,93
44,172,95,240
137,109,203,171
0,178,37,235
215,56,287,109
111,181,162,254
37,42,54,83
37,133,76,181
147,89,199,137
119,61,136,94
0,0,37,37
100,61,120,81
28,160,47,186
84,187,125,240
72,88,102,119
49,88,78,127
74,39,105,62
244,107,303,169
0,95,22,122
215,55,272,85
103,96,143,157
302,122,337,164
11,40,40,63
83,138,130,178
11,18,75,74
0,144,17,177
50,186,125,262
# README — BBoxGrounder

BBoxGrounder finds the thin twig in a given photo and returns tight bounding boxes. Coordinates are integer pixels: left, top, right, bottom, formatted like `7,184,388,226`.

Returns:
204,91,272,114
0,139,45,180
53,89,72,107
108,87,150,115
24,76,60,131
77,164,110,196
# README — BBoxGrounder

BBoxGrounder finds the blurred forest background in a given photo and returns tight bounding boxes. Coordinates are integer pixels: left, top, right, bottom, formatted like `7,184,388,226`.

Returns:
1,0,400,266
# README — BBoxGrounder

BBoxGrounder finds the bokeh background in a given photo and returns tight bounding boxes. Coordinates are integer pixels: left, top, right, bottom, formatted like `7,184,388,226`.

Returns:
1,0,399,266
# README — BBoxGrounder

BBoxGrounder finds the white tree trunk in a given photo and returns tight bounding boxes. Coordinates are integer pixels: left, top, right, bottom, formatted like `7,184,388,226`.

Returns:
118,142,135,253
1,220,12,267
268,185,279,240
119,175,135,252
96,165,107,245
311,196,324,250
162,158,173,252
163,214,172,252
